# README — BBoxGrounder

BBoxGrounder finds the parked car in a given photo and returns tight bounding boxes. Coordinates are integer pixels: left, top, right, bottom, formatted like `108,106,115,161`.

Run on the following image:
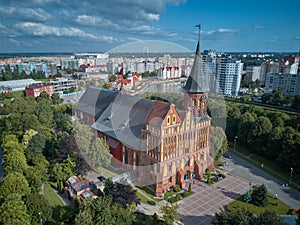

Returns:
223,152,232,159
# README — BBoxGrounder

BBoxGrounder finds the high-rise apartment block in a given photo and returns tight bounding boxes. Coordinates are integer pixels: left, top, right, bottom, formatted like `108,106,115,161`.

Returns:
203,51,243,96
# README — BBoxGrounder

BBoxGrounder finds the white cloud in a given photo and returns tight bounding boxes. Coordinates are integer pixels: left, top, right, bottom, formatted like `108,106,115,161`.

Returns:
0,6,52,22
15,22,117,43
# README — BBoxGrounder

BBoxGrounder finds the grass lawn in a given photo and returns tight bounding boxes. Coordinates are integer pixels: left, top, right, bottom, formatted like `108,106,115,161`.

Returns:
227,192,290,215
100,166,118,178
137,186,162,202
136,191,150,204
44,182,64,207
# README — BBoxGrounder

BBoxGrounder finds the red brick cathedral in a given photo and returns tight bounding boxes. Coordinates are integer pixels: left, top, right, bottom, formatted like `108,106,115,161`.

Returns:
76,40,214,197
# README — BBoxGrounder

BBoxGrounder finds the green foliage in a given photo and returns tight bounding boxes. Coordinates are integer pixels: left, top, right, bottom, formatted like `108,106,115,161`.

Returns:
103,83,110,89
76,196,136,225
74,122,112,172
244,191,252,203
226,103,300,169
256,210,288,225
108,75,117,82
104,180,140,206
0,172,30,198
24,193,52,225
210,126,228,159
160,203,180,225
172,184,181,193
0,194,31,225
147,200,156,205
4,149,28,174
213,207,254,225
251,184,269,207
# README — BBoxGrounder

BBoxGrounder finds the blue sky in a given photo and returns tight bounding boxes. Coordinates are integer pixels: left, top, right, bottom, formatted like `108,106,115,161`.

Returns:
0,0,299,53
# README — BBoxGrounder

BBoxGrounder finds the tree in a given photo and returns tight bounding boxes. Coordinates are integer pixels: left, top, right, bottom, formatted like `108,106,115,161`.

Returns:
210,126,228,159
250,116,272,154
251,184,268,207
24,193,52,225
0,172,30,199
103,83,110,89
238,112,256,144
160,203,180,225
213,207,254,225
2,134,24,154
255,210,288,225
108,75,117,82
74,122,112,172
4,150,28,174
244,191,252,203
107,181,140,206
52,92,63,105
24,130,46,162
0,194,31,225
91,196,135,225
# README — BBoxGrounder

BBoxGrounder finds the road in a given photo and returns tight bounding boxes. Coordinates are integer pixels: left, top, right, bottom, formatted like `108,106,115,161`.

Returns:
223,153,300,209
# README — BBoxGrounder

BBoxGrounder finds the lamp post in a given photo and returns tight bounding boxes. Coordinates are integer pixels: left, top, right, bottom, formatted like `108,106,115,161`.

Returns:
289,167,293,185
38,212,42,225
233,136,238,152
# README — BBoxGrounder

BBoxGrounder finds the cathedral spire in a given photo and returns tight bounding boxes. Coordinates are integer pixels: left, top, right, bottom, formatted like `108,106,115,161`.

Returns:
183,24,209,93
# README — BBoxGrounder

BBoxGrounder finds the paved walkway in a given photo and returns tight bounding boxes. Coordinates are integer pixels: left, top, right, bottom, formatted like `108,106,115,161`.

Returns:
136,174,249,225
178,174,249,225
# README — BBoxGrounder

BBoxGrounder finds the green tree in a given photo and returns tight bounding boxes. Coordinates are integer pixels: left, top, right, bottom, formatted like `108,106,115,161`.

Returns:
255,210,288,225
51,92,63,105
103,83,110,89
226,104,241,140
24,193,52,225
251,184,268,207
25,131,46,162
25,166,43,193
160,203,180,225
4,150,28,174
213,207,254,225
36,97,53,128
109,75,117,82
0,172,30,199
250,116,272,154
210,126,228,159
0,194,31,225
238,112,256,144
74,122,112,172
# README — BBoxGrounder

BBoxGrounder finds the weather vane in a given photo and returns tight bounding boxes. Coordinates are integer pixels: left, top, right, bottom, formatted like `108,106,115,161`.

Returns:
195,24,201,42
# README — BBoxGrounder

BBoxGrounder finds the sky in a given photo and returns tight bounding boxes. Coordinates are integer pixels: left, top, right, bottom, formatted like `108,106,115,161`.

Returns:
0,0,299,53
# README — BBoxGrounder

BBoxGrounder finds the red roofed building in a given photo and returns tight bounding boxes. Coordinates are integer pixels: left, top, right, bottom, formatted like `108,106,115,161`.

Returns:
25,83,54,97
76,40,214,197
64,176,98,204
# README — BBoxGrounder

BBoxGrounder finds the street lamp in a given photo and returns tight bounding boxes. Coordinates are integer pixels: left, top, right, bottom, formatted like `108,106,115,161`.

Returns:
234,136,238,152
38,212,43,225
289,167,293,185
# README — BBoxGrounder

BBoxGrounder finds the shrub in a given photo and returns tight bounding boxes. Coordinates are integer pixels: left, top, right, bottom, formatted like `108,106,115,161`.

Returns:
168,197,177,203
288,208,298,215
219,173,226,178
147,200,156,205
173,184,181,193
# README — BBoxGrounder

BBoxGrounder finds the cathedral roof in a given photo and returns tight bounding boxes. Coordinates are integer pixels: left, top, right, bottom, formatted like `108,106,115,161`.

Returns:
183,41,209,93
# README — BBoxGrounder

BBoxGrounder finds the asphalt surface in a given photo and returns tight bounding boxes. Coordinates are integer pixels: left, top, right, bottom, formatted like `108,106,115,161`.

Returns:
223,153,300,209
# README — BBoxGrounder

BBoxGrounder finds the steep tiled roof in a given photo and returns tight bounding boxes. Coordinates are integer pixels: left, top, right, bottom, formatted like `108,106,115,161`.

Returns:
183,41,209,93
146,101,170,126
91,93,155,150
75,86,118,118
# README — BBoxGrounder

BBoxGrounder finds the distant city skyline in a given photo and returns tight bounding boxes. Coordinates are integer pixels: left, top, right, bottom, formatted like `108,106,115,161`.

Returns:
0,0,299,53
